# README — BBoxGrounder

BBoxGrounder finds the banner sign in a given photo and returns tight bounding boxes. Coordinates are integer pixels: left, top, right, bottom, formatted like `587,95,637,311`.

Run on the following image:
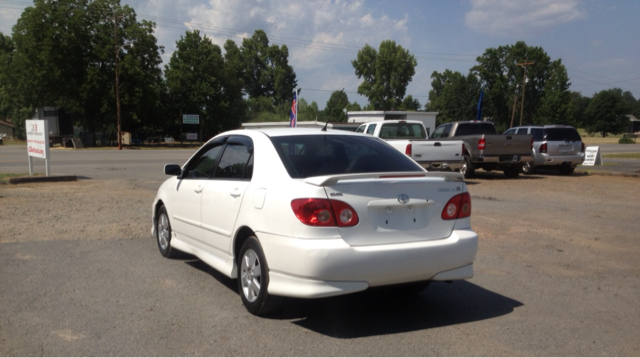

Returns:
582,146,602,166
186,133,198,141
183,114,199,124
26,119,49,159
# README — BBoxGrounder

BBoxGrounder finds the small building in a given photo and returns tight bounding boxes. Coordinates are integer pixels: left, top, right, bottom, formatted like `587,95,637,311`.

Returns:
346,111,439,136
0,119,15,139
627,115,640,134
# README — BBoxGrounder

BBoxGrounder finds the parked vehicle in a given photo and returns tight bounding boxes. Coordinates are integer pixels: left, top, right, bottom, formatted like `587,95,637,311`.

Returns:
355,120,465,171
431,121,533,178
152,128,478,315
504,125,585,175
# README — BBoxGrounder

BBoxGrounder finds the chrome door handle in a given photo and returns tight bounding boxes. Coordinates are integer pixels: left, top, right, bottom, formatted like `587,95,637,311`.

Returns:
230,188,241,198
194,185,202,194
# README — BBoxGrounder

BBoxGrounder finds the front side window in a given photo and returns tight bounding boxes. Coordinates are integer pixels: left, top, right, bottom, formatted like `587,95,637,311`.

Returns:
504,128,516,135
366,123,377,135
355,125,366,133
185,145,224,179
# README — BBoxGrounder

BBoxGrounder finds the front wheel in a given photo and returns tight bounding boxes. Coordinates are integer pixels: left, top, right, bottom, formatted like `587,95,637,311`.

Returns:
156,206,178,258
521,161,536,174
237,236,280,315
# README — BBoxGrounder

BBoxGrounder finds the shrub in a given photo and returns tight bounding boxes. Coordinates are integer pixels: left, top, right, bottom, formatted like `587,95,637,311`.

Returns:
618,136,635,144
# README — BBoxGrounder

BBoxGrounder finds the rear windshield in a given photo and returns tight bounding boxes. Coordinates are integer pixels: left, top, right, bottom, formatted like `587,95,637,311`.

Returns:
544,128,582,141
270,135,423,178
455,122,497,136
379,123,427,139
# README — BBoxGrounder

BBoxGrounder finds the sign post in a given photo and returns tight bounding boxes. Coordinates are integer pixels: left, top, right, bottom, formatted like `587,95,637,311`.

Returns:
582,146,602,166
26,119,50,176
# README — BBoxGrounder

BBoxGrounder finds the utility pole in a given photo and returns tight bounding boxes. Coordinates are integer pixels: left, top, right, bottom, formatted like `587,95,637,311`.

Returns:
517,62,534,126
114,12,123,150
510,84,519,128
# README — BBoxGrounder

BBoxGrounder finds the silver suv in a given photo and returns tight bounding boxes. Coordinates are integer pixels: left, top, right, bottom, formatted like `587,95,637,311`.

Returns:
504,125,585,175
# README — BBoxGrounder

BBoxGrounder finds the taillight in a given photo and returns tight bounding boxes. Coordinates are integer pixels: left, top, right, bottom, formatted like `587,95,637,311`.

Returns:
291,199,359,227
540,142,547,153
478,138,485,150
441,192,472,220
531,138,534,150
405,143,412,156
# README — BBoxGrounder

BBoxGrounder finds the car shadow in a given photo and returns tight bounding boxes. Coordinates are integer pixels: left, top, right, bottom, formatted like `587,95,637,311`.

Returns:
463,171,546,184
184,258,523,338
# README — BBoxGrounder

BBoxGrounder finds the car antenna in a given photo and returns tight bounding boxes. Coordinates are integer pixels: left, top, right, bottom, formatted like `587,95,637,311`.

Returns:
321,117,330,132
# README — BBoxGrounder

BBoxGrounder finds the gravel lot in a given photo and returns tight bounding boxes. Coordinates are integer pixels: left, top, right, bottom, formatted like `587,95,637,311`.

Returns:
1,170,639,355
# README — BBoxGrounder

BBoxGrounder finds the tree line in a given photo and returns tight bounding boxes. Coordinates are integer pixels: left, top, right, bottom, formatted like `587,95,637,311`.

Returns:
1,0,638,141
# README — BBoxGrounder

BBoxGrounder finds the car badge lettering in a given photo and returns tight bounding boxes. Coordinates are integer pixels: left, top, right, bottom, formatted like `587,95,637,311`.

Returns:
397,194,410,204
330,192,343,197
438,187,462,192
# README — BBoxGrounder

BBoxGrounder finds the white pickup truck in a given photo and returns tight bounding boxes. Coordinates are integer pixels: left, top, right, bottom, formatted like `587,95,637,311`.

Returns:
355,120,465,171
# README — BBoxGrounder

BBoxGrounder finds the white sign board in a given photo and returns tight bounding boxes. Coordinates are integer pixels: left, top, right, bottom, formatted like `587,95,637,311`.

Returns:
26,119,49,159
582,146,602,166
26,119,50,176
183,114,199,124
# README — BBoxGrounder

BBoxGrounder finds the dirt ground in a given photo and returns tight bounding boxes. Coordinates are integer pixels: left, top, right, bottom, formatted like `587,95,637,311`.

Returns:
1,172,639,356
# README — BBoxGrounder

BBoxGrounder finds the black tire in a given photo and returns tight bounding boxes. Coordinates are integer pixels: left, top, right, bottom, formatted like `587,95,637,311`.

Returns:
156,206,178,258
504,166,520,178
559,165,575,176
461,154,475,178
237,236,281,315
521,161,536,174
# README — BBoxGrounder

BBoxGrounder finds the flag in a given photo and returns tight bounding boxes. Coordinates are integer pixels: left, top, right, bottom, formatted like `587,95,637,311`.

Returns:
476,90,484,121
289,92,297,127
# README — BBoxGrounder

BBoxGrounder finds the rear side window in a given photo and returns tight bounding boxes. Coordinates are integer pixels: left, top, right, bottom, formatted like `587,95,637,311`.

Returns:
366,123,377,135
544,128,582,141
270,135,423,178
355,125,366,133
531,128,544,141
516,128,529,135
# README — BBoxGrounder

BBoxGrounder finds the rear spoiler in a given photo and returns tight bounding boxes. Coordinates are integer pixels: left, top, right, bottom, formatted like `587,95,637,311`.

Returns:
304,171,464,186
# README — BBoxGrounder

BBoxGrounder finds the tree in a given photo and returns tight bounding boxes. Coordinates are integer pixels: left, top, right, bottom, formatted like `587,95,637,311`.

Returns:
398,95,421,111
472,41,571,130
622,91,640,117
324,90,349,122
240,30,297,108
8,0,165,139
534,59,573,125
352,40,417,110
426,70,481,124
165,30,228,140
583,88,630,137
569,91,590,128
0,33,15,121
298,98,321,122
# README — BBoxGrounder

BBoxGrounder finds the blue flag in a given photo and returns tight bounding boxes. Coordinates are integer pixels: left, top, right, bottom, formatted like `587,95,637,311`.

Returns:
476,90,484,121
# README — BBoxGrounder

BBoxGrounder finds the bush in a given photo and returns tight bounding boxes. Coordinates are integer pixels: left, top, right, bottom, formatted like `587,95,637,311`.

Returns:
618,136,635,144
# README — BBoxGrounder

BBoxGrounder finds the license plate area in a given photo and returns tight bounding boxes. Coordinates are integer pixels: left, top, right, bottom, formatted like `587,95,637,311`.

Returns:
367,200,435,231
500,155,520,162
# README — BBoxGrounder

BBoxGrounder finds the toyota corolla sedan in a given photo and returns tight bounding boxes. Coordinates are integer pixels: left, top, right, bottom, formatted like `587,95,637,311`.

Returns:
151,128,478,315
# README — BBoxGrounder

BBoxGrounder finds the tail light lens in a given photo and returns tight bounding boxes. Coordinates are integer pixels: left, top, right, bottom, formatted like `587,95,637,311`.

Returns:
441,192,472,220
405,143,412,156
478,138,485,150
540,142,547,153
531,138,534,150
291,199,359,227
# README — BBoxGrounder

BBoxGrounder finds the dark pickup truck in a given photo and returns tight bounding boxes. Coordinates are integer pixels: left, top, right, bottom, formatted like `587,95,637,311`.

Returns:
431,121,533,178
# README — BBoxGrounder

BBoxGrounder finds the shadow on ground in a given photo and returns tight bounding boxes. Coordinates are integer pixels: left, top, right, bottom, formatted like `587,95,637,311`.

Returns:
185,258,523,339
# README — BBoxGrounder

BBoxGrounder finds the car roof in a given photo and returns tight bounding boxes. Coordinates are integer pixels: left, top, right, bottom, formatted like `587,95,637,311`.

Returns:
511,125,575,129
240,128,366,138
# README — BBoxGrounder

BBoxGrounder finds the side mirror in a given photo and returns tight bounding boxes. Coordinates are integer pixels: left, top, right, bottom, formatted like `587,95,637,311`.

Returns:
164,164,182,176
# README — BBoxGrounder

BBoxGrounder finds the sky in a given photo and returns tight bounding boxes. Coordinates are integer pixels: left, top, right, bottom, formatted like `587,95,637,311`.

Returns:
1,0,639,110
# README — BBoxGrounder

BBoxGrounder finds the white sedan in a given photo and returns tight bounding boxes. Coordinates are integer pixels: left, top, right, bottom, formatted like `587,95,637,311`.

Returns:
151,128,478,315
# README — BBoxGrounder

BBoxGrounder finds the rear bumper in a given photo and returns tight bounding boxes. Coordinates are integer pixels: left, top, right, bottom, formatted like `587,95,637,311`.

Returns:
532,153,585,167
258,229,478,298
473,155,534,164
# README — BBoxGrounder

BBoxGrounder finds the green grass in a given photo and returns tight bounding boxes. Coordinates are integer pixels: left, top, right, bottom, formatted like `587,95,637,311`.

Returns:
603,153,640,159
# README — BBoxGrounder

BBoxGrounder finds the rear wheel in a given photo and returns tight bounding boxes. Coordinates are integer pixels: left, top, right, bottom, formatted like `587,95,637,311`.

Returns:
504,166,520,178
237,236,281,315
460,155,475,178
521,161,536,174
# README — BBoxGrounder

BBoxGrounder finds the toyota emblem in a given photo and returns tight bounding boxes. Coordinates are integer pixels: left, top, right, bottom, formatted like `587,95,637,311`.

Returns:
397,194,410,204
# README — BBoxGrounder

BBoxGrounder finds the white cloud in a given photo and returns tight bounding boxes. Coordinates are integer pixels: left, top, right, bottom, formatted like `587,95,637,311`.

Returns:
465,0,586,38
0,7,24,35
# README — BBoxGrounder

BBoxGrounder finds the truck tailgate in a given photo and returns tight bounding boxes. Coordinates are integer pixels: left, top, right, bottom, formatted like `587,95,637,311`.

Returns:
408,140,464,163
480,134,532,158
